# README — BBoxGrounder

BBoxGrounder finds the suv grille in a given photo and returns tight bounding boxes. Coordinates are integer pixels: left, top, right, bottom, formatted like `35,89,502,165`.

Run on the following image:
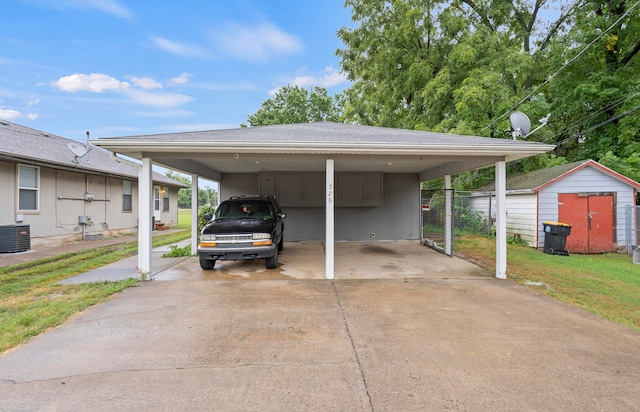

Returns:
215,234,253,244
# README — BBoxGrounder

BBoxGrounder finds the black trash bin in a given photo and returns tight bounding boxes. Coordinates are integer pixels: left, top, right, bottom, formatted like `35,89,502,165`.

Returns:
542,222,571,256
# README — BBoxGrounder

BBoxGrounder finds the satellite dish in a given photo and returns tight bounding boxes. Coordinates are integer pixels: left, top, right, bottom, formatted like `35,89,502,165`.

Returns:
67,142,91,164
68,142,88,157
509,111,531,139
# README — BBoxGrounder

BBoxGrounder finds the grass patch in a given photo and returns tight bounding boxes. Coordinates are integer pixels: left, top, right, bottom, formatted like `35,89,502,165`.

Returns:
175,209,192,230
455,234,640,331
0,230,191,354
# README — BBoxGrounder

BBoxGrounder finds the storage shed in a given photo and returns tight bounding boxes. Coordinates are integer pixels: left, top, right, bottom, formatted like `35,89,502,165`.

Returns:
470,160,640,253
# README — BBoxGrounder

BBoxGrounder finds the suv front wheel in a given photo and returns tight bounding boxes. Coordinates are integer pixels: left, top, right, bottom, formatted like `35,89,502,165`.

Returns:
265,251,278,269
200,258,216,270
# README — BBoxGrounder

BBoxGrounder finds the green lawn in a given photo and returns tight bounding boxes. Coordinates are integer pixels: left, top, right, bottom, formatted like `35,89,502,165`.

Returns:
0,230,190,354
175,208,192,230
455,234,640,331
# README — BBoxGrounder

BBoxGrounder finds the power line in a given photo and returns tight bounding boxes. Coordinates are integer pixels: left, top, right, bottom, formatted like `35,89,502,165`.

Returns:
552,103,640,148
481,0,640,133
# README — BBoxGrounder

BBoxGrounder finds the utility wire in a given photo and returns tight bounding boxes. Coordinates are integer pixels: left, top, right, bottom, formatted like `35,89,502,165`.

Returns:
552,103,640,148
481,0,640,133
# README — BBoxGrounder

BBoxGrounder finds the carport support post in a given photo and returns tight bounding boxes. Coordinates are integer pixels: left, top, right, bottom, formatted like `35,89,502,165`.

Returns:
191,173,199,254
325,159,335,279
138,157,153,278
495,160,507,279
444,175,453,256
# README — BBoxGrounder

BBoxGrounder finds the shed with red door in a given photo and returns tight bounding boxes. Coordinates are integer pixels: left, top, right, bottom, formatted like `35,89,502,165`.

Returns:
470,160,640,253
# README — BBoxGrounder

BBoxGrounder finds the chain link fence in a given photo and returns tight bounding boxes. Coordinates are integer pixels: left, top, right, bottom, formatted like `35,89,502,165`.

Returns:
421,190,494,255
627,205,640,254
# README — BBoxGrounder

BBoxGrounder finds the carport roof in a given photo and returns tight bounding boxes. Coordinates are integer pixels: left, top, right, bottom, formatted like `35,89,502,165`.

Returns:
91,122,555,180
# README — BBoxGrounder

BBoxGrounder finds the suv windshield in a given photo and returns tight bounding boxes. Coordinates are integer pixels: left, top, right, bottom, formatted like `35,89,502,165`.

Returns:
215,200,273,219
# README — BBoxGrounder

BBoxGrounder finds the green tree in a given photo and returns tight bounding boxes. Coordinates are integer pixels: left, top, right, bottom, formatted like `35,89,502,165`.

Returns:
165,171,218,208
544,0,640,166
336,0,576,137
335,0,640,189
247,85,344,126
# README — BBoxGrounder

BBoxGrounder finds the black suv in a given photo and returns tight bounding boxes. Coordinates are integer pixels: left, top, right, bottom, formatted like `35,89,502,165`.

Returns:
198,195,286,270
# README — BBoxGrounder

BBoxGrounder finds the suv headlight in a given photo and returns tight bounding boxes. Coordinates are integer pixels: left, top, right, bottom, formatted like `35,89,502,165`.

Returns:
199,234,217,247
252,232,272,246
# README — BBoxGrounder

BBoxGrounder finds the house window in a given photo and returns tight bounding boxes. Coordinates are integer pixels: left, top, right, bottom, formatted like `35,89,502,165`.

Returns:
163,187,169,211
18,164,39,212
122,180,132,212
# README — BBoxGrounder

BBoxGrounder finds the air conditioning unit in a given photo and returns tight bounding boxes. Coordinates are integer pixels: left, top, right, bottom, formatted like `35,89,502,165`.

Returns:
0,224,31,253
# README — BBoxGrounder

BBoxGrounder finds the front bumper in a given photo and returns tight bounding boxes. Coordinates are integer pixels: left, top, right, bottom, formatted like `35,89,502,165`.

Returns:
197,244,276,261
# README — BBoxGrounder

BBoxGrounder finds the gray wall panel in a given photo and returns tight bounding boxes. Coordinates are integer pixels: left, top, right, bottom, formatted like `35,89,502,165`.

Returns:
225,173,420,242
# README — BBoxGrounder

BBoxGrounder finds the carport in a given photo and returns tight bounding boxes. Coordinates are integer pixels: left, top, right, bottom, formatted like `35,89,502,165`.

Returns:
91,122,553,279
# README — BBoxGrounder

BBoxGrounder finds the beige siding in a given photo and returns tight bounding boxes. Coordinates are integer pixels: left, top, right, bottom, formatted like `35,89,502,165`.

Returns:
0,159,180,248
0,162,16,225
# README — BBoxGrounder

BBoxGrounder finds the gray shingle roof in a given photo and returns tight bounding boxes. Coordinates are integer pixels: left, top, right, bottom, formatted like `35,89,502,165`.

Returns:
479,159,640,191
99,121,545,147
0,120,186,187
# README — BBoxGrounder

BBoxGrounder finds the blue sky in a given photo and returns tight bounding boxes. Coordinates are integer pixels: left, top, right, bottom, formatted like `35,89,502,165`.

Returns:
1,0,353,141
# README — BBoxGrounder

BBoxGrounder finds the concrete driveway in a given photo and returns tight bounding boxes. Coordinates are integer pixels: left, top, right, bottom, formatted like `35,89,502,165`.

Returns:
1,241,639,411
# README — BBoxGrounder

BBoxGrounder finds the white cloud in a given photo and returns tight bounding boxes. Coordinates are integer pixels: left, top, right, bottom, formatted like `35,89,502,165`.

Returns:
291,67,348,88
28,98,40,106
53,73,130,93
124,89,192,108
24,0,133,19
130,76,162,90
268,67,349,96
0,108,21,120
211,21,303,62
152,37,209,58
166,73,192,87
51,72,193,110
79,0,132,19
27,113,39,120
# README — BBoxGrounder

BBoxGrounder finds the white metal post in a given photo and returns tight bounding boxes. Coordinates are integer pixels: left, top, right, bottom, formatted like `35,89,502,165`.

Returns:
444,175,453,256
138,157,153,278
191,173,199,255
495,161,507,279
325,159,335,279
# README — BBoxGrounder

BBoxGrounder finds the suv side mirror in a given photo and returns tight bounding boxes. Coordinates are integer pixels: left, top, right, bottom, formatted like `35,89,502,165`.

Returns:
279,213,287,219
203,213,213,221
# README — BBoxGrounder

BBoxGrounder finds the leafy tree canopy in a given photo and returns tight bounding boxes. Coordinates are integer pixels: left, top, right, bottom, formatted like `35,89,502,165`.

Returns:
337,0,640,190
246,85,344,126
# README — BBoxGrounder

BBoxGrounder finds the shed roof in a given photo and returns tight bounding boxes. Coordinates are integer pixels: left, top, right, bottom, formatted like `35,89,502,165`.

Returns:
0,120,186,187
91,121,555,180
480,159,640,192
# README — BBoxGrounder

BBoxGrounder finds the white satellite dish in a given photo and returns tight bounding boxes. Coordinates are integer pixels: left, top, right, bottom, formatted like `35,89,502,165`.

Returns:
68,142,88,157
509,111,531,139
67,142,90,164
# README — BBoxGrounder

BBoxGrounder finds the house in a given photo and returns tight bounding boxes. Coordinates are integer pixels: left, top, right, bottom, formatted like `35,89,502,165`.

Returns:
0,120,187,250
91,121,555,279
469,160,640,253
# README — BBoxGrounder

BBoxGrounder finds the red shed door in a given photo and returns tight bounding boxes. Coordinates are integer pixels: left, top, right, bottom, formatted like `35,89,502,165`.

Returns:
558,193,616,253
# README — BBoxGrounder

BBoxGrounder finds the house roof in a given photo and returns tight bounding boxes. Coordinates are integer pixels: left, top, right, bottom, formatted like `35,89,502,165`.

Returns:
0,120,187,187
481,159,640,192
91,121,555,181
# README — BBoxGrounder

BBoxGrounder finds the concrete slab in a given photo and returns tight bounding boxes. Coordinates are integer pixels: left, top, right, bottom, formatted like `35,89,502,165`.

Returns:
59,240,192,284
156,240,488,281
1,240,639,410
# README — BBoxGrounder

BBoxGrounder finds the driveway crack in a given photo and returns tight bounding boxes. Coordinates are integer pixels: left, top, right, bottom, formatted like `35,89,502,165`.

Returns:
331,280,374,412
